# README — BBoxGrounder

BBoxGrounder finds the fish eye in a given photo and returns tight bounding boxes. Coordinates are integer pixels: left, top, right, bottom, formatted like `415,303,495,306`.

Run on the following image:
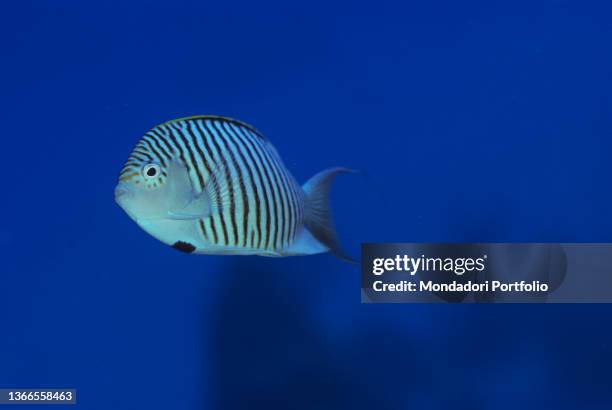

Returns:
142,163,161,179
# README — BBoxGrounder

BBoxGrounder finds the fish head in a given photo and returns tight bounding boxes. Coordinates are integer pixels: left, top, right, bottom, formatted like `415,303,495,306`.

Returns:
115,154,195,223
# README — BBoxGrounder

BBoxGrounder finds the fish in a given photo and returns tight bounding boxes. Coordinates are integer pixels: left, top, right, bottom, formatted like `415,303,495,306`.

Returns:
115,115,354,261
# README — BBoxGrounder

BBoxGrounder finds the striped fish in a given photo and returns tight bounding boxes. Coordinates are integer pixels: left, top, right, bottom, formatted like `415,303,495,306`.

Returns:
115,116,353,261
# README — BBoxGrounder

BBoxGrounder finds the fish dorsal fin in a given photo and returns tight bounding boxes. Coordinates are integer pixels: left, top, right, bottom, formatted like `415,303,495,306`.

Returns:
158,115,269,143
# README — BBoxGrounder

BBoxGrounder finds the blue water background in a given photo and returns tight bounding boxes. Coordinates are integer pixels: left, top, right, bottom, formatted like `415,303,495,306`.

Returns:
1,1,612,408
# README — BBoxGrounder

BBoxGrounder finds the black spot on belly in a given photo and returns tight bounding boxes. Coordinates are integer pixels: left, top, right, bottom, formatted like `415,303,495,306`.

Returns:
172,241,196,254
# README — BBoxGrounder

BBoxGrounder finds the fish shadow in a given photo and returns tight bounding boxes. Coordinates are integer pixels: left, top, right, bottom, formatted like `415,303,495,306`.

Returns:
205,257,395,410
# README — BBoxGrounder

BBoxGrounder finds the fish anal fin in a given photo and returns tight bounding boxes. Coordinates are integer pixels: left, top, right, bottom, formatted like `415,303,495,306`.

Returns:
283,227,329,256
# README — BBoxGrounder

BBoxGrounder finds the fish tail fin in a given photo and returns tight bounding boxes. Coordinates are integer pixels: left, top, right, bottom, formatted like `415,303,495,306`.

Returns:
301,167,356,263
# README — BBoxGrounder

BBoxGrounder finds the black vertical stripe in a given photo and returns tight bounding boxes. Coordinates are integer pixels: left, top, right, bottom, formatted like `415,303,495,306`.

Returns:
253,148,282,250
208,217,218,244
277,168,296,246
214,215,227,245
212,120,250,247
150,128,176,156
121,161,140,171
141,137,167,166
229,124,277,250
168,123,205,192
192,120,225,249
248,229,254,248
226,123,268,250
185,121,212,177
272,164,295,248
279,165,300,245
198,219,208,241
241,129,288,250
208,122,240,246
159,125,185,164
269,162,287,249
192,120,219,186
133,149,153,162
145,133,172,160
130,152,149,162
201,120,237,246
197,121,230,246
221,122,263,249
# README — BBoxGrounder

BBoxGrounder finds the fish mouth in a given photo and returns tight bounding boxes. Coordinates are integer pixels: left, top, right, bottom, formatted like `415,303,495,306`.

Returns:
114,184,136,219
114,185,131,200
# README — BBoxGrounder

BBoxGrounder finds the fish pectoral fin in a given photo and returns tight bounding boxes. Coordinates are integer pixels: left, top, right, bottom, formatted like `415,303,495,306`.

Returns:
166,211,202,220
168,192,211,220
205,160,245,215
167,160,241,221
